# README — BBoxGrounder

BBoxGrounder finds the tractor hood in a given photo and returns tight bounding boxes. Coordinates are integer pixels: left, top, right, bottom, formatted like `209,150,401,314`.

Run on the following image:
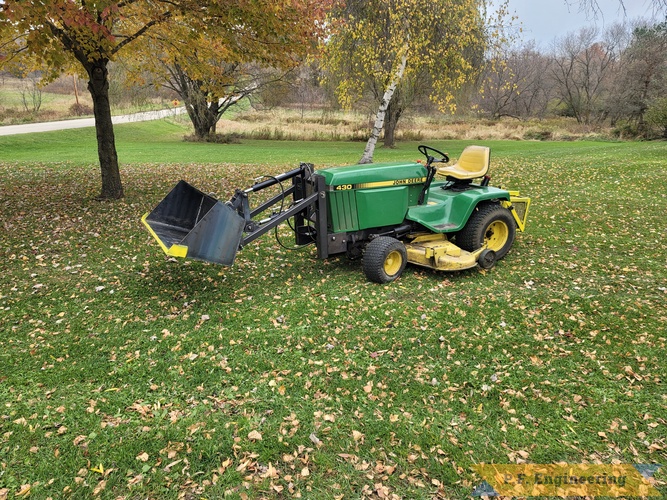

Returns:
318,161,427,189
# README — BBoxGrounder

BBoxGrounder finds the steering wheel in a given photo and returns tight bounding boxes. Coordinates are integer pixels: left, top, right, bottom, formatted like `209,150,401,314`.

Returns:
418,145,449,166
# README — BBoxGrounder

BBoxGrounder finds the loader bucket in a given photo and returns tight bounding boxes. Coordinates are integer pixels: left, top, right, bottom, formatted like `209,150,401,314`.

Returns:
142,180,245,266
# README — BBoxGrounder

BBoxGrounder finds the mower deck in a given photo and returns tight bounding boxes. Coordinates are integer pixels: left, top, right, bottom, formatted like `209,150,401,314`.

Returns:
405,233,485,271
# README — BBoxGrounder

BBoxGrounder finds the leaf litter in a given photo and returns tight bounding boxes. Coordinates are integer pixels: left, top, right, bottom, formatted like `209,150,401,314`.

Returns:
1,144,666,497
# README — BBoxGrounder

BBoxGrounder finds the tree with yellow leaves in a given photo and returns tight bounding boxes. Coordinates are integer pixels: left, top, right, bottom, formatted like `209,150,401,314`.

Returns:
0,1,330,199
323,0,489,164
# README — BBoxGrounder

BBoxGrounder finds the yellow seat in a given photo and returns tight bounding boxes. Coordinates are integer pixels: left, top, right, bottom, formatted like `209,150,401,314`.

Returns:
436,145,490,180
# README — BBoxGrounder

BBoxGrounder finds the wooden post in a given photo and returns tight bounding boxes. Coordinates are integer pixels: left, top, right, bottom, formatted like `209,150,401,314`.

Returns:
73,74,80,105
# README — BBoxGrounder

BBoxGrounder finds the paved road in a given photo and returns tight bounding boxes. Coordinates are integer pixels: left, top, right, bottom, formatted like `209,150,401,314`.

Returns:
0,107,186,136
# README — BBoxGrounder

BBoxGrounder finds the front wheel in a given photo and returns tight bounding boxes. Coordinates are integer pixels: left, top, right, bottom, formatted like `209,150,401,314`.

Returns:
362,236,407,284
457,203,516,260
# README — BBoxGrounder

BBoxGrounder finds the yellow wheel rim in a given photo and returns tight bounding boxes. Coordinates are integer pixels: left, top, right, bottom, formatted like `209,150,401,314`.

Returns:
484,220,509,251
384,250,403,276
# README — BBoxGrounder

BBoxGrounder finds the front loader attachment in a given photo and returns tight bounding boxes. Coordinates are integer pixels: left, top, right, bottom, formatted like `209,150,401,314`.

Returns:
142,164,327,266
142,180,245,265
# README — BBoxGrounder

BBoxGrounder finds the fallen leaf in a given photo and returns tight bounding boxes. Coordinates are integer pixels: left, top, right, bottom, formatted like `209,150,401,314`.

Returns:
261,463,279,479
248,430,262,441
15,485,31,498
128,475,143,486
90,464,105,474
164,459,183,472
93,480,107,496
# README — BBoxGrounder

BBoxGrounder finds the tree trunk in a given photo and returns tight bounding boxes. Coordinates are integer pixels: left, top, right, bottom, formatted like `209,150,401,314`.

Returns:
383,95,403,148
73,74,79,106
359,50,408,164
191,105,212,139
186,90,209,139
86,60,124,199
187,90,220,140
208,99,221,136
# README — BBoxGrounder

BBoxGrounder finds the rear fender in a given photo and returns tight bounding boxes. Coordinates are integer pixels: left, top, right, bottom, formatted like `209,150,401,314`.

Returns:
406,186,510,233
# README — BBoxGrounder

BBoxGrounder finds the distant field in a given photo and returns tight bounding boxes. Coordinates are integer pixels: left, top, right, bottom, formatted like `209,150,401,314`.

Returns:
0,76,173,126
0,118,648,166
1,124,666,498
1,73,631,142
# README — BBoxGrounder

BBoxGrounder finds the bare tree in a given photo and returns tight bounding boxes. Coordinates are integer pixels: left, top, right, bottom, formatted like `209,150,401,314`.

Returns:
19,72,42,113
287,63,326,118
577,0,667,17
605,20,667,131
550,26,619,124
477,42,552,119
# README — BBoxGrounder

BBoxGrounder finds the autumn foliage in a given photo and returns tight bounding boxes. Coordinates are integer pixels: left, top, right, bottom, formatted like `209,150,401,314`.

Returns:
321,0,487,163
0,0,331,199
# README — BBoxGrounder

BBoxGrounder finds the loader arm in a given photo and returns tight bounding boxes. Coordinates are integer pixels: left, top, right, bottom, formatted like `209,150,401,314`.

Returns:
238,191,320,247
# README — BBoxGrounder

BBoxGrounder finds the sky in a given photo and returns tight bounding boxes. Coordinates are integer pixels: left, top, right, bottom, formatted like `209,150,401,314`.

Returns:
505,0,660,46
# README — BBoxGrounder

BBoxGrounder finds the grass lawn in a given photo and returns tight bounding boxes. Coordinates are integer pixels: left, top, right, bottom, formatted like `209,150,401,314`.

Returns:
1,122,666,499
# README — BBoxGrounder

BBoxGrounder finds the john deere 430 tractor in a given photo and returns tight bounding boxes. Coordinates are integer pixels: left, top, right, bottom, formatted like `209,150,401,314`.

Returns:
142,145,530,283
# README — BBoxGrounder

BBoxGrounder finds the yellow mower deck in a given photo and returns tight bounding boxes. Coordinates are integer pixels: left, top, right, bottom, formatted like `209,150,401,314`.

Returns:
405,233,486,271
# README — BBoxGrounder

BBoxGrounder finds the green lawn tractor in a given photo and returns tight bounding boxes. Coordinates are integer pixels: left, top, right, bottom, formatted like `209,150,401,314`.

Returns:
142,145,530,283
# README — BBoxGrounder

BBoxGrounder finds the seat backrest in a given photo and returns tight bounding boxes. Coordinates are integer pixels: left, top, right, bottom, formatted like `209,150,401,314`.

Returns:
455,145,490,177
436,145,490,180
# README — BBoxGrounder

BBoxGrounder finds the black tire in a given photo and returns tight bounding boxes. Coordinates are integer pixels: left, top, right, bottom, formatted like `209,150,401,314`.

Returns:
477,249,497,269
457,203,516,260
362,236,407,284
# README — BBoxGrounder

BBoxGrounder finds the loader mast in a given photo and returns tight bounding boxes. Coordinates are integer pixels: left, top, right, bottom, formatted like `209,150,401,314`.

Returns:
227,162,331,257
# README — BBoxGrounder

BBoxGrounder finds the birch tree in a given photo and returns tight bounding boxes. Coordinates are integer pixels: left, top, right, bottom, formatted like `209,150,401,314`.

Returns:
322,0,488,164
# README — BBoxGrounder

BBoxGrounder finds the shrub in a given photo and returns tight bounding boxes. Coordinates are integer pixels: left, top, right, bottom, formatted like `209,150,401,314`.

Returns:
523,129,553,141
611,122,641,140
645,98,667,139
400,129,424,141
69,102,93,116
183,133,242,144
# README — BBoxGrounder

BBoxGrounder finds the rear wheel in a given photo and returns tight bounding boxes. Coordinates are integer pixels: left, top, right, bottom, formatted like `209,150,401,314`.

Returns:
457,203,516,259
362,236,407,284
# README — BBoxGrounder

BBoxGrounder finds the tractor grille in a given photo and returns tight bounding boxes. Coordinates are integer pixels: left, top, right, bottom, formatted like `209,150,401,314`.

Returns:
328,190,359,232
